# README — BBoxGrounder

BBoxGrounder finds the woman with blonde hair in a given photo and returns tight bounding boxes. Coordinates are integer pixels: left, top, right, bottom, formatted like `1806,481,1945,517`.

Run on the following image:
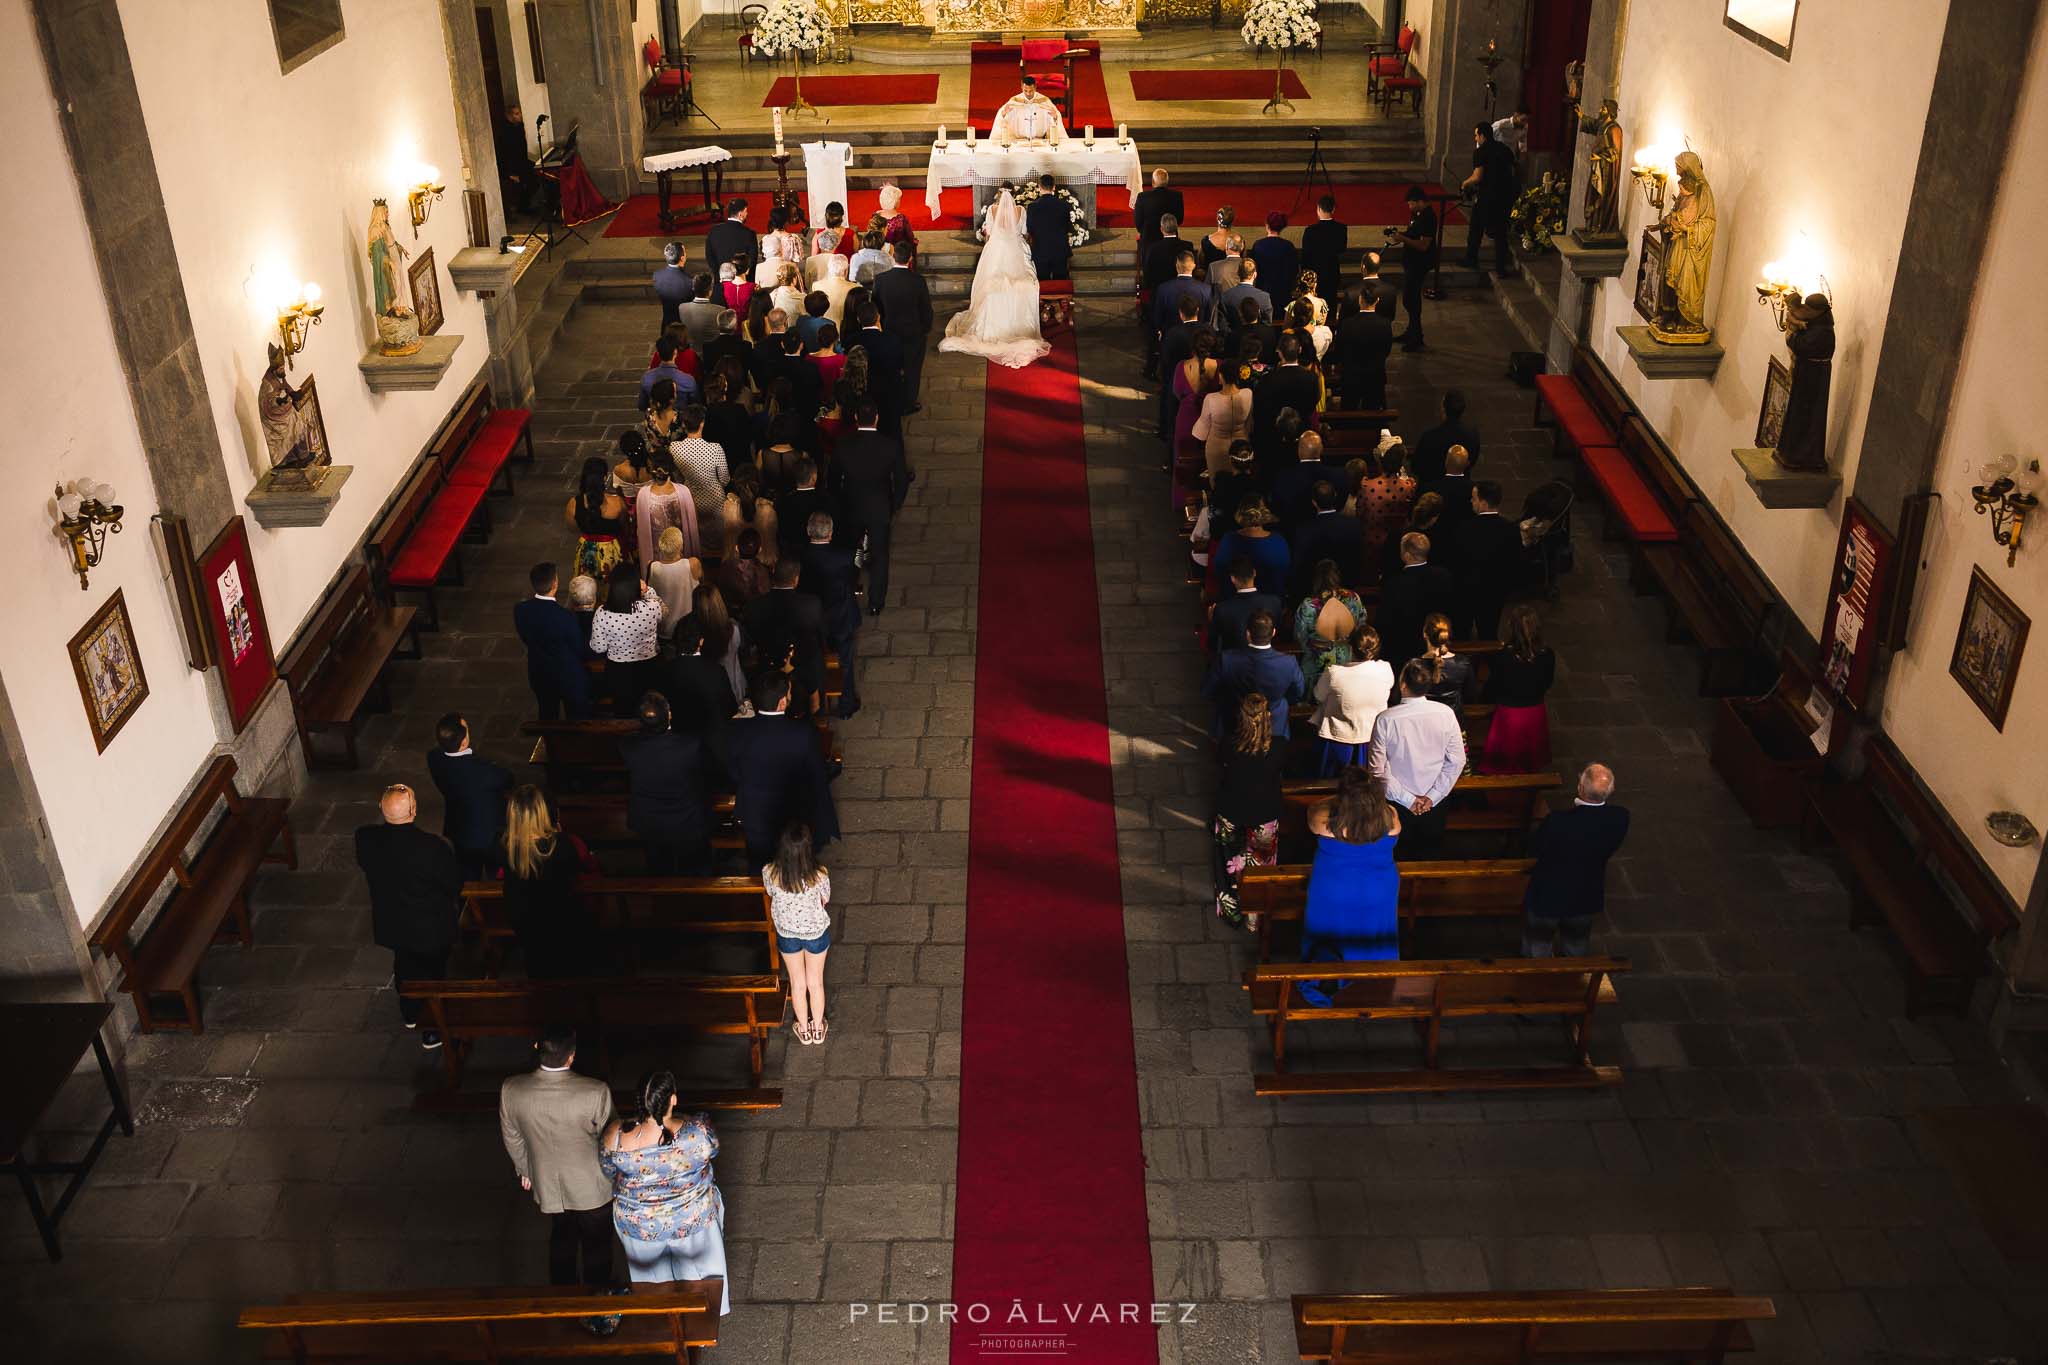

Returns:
1212,693,1285,930
1316,624,1393,776
500,785,597,978
764,821,833,1043
769,261,805,322
647,526,698,641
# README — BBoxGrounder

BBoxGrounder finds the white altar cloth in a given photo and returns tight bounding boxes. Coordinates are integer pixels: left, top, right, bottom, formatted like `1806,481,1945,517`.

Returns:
922,139,1142,220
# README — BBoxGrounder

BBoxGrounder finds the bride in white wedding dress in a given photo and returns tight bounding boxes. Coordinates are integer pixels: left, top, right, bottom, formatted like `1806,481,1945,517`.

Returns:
939,189,1051,369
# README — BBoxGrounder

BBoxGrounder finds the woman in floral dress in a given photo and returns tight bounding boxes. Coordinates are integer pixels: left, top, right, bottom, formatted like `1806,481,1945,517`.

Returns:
1212,694,1285,931
600,1070,730,1314
1292,558,1366,693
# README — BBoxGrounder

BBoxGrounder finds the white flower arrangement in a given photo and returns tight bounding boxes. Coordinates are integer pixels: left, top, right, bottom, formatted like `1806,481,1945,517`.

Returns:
1241,0,1322,51
981,181,1088,249
752,0,832,57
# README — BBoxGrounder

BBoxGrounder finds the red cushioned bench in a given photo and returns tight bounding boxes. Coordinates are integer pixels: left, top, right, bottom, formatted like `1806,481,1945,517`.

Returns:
1581,446,1676,543
367,460,487,631
1533,343,1632,461
437,381,534,498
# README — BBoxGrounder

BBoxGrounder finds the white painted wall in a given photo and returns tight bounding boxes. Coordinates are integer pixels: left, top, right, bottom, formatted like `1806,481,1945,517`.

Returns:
497,0,554,156
1880,11,2048,906
0,0,219,923
1586,0,1946,631
118,0,489,642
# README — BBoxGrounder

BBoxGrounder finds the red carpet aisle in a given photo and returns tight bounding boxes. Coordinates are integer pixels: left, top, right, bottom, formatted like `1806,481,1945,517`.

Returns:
761,73,940,107
951,329,1155,1361
1129,68,1312,101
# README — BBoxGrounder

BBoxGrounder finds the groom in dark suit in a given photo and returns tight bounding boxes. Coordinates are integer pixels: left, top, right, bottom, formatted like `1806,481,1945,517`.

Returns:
1024,175,1072,280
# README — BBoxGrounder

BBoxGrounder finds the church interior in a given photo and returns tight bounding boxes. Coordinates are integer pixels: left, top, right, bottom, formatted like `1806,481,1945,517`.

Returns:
6,0,2048,1361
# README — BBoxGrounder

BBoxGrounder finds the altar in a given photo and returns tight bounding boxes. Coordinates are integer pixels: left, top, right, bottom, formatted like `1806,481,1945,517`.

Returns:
923,139,1143,226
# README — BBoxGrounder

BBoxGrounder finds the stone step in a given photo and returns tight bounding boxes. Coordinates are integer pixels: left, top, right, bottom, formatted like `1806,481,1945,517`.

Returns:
648,121,1425,152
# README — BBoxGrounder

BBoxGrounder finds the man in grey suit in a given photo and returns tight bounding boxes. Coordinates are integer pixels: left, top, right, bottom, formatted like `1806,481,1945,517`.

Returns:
501,1025,618,1327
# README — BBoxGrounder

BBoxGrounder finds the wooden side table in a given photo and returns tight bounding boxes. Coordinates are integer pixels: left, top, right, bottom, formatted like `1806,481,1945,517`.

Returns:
0,1001,134,1261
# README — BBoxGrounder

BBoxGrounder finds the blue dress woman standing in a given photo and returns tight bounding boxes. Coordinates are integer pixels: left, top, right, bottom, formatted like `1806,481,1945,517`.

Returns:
1303,765,1402,961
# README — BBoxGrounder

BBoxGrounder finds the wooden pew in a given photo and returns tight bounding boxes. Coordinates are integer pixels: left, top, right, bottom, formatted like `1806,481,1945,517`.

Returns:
1532,341,1632,461
88,756,295,1033
432,379,535,499
552,793,745,858
1280,771,1562,851
1292,1287,1775,1363
525,714,840,793
399,974,783,1103
459,875,779,977
240,1282,721,1363
1243,858,1535,961
278,564,421,769
1803,737,2019,1015
1243,956,1629,1097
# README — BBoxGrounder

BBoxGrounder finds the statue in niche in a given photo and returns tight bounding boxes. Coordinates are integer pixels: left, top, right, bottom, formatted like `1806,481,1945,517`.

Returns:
368,199,421,356
1774,294,1835,470
1652,150,1716,344
257,343,332,489
1572,96,1625,246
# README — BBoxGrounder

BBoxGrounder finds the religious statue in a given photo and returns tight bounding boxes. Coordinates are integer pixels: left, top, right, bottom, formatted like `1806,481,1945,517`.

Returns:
989,76,1065,145
1572,97,1625,246
1652,150,1716,345
257,343,331,489
1774,294,1835,470
367,199,421,356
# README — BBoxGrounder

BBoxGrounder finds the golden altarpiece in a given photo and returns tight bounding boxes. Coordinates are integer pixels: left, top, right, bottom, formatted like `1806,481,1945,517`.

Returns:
820,0,1245,30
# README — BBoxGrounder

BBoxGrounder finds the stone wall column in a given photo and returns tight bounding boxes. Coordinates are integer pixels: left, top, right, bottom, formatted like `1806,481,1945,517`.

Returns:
0,676,96,997
1424,0,1530,194
535,0,640,203
1545,0,1626,369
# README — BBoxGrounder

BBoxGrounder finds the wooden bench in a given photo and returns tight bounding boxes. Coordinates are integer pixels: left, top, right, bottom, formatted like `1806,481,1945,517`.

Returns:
1638,501,1778,695
1243,956,1629,1097
87,756,295,1033
460,875,778,976
1532,342,1630,462
364,455,489,632
1573,408,1680,548
241,1283,722,1363
1280,771,1562,851
434,379,535,499
1292,1287,1775,1362
552,793,745,860
1243,858,1535,961
278,565,421,769
399,974,783,1101
1803,737,2019,1015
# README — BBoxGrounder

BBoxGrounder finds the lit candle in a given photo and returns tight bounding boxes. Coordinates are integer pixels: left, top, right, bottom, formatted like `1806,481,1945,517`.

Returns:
772,107,785,154
1084,124,1094,144
1117,122,1128,144
937,124,947,146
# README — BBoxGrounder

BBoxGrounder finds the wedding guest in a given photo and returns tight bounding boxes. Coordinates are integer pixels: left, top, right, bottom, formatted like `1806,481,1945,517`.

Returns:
646,322,699,381
718,528,773,607
1166,320,1217,452
634,455,697,568
647,526,698,642
1251,211,1300,301
688,583,748,708
426,712,512,881
567,575,600,644
1199,205,1235,270
1219,256,1272,334
653,241,693,329
1378,532,1454,670
1139,213,1187,379
568,457,625,582
1193,361,1254,474
1290,484,1365,599
500,1024,617,1327
1418,612,1476,715
638,335,697,410
1204,610,1306,739
1522,764,1629,957
817,253,856,327
704,197,757,281
1355,437,1418,563
702,310,752,388
679,272,723,348
873,240,934,413
1453,478,1521,638
701,373,752,463
1212,693,1284,933
756,205,805,287
1134,168,1184,245
1303,765,1401,961
763,821,834,1044
670,406,731,554
878,182,917,266
1209,233,1247,298
1316,625,1393,776
799,510,864,716
355,783,462,1049
810,201,856,259
1480,603,1557,774
1368,659,1466,857
588,567,663,719
728,672,840,867
1412,388,1483,484
1333,286,1395,411
516,562,593,721
1205,496,1291,598
500,784,597,979
1299,194,1348,300
849,226,892,285
600,1072,731,1315
1292,558,1366,694
623,692,714,876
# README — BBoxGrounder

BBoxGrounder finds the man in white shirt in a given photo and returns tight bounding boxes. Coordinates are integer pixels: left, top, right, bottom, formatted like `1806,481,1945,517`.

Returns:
1492,109,1531,160
1368,659,1467,856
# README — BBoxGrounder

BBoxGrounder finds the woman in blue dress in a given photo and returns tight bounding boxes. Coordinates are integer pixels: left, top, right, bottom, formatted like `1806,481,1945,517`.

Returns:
1302,764,1402,962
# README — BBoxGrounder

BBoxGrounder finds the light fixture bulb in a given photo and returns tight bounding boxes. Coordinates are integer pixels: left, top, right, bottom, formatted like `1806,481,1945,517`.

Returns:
421,165,440,186
57,493,82,520
301,282,322,304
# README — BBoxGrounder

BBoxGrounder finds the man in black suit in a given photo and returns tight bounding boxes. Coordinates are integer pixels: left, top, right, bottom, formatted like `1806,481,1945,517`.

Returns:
1523,764,1630,957
1298,194,1349,300
1024,173,1073,281
1153,250,1212,346
1394,184,1437,351
1377,531,1456,669
425,714,513,880
1138,214,1187,379
355,783,463,1048
871,242,933,413
833,401,909,617
728,673,840,867
653,241,694,329
654,618,737,779
1207,557,1280,656
1424,445,1477,562
1460,121,1518,276
1290,481,1365,596
704,198,757,282
1452,479,1522,638
1333,286,1395,411
775,328,823,421
1269,430,1332,534
1411,389,1483,485
1132,168,1184,248
773,456,838,563
513,563,592,721
1252,334,1322,451
702,310,753,388
850,303,907,432
799,511,864,718
1203,610,1307,738
1156,293,1205,440
750,307,791,390
742,558,828,709
623,692,714,876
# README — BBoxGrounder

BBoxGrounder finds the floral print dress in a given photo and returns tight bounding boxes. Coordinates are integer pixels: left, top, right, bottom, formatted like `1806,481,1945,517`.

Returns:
602,1115,723,1243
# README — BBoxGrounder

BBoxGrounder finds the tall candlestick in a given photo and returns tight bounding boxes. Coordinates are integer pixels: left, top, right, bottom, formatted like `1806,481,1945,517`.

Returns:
773,107,785,154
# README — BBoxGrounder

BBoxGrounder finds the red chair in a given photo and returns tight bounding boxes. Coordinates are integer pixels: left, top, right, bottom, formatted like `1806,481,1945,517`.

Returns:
1020,38,1082,124
1367,23,1423,115
641,37,695,126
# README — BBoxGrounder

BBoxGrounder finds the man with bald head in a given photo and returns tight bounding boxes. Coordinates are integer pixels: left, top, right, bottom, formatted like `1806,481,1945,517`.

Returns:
1522,763,1631,957
355,783,465,1047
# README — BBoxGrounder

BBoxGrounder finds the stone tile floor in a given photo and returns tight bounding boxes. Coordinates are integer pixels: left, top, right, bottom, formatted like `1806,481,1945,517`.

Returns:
7,279,2047,1365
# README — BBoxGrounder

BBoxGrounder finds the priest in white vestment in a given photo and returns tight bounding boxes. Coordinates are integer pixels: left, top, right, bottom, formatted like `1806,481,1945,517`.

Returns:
989,77,1066,144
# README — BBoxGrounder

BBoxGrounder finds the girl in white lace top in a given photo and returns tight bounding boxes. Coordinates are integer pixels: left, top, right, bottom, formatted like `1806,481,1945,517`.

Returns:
764,823,832,1044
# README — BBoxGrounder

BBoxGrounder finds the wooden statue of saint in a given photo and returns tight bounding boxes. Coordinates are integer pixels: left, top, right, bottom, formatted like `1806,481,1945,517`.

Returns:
1774,295,1834,470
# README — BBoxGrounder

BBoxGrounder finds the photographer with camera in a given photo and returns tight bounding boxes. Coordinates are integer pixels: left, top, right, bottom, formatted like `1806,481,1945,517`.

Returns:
1391,186,1437,352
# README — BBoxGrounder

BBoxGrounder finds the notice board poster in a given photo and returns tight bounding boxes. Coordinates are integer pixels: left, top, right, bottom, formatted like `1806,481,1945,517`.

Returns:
198,515,276,733
1818,499,1893,712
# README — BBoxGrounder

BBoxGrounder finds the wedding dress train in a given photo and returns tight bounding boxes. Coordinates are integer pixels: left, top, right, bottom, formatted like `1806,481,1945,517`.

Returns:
938,190,1051,369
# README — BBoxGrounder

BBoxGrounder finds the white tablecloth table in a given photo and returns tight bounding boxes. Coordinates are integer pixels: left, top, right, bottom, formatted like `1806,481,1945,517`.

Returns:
922,140,1142,223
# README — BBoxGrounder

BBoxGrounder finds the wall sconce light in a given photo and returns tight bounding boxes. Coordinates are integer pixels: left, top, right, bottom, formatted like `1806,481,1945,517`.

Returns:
1629,145,1672,211
1756,264,1831,331
1972,454,2040,567
54,479,124,590
276,281,324,370
408,165,446,237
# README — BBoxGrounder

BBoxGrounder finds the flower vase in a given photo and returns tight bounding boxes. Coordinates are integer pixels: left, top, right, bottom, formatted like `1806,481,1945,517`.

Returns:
1262,48,1295,117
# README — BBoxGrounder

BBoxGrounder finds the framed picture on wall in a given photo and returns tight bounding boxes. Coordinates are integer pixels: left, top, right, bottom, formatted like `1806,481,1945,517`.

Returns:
1725,0,1798,61
1633,229,1664,323
198,516,277,734
409,246,444,337
1950,566,2029,731
1755,355,1792,450
68,590,149,753
1817,499,1893,712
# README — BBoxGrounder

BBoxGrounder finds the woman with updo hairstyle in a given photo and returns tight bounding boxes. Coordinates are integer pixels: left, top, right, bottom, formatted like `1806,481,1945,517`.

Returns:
1478,602,1557,773
1357,434,1418,560
600,1070,730,1312
1315,623,1394,775
1211,693,1285,931
1294,558,1367,693
568,456,625,582
720,463,778,571
1419,611,1475,714
1202,205,1236,269
1194,361,1254,476
1303,764,1402,963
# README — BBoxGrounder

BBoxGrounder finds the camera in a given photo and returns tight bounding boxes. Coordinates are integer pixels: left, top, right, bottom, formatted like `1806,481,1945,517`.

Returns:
1383,226,1403,242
